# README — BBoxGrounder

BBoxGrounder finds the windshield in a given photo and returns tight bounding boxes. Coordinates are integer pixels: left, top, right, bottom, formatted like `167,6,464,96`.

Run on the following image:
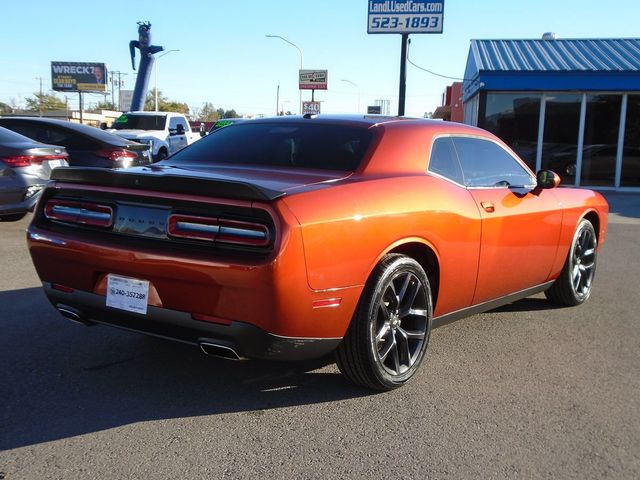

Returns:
169,123,373,171
112,114,166,130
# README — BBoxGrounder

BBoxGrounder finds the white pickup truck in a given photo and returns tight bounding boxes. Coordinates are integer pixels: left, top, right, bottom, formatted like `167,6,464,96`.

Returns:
109,111,199,161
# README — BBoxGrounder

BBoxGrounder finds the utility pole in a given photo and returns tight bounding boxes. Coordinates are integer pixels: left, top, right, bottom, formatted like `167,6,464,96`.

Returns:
35,76,44,116
110,73,116,108
110,70,127,110
276,83,280,116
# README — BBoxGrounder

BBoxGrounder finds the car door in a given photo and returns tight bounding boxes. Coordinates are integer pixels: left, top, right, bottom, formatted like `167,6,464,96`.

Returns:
175,118,189,150
168,117,187,154
426,136,482,316
452,136,563,305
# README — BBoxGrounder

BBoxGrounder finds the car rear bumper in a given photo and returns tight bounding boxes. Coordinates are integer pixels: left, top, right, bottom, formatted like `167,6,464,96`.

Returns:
0,188,41,216
43,282,342,361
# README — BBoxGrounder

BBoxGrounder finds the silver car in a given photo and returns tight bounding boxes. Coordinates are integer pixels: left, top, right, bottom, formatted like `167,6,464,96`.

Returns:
0,126,69,221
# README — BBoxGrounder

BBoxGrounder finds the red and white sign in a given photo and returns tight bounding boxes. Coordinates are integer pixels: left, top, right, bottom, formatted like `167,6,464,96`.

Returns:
299,69,328,90
302,101,321,115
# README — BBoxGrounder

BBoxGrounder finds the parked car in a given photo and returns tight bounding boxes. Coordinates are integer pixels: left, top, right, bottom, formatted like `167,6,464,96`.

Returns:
108,111,199,161
0,117,151,169
26,115,608,390
208,118,248,134
0,126,68,221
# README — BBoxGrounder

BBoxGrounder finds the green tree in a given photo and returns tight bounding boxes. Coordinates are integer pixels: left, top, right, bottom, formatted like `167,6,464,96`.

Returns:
0,102,12,115
144,89,189,114
222,109,240,119
24,92,66,112
96,101,117,110
197,102,220,122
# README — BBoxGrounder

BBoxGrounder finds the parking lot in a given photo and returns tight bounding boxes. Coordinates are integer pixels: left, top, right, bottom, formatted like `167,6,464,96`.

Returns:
1,193,639,479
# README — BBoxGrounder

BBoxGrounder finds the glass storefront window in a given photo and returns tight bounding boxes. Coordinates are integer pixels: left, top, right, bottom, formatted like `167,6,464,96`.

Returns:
541,94,582,185
580,95,622,186
621,95,640,187
478,93,541,171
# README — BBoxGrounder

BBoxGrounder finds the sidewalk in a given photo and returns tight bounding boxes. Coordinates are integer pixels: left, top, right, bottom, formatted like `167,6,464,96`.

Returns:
599,191,640,225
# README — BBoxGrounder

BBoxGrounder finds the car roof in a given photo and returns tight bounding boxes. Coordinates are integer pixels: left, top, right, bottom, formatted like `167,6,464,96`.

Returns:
122,111,169,116
0,116,134,146
241,114,478,130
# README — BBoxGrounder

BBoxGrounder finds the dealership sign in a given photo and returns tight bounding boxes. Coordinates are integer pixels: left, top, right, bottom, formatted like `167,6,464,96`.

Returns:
51,61,107,92
367,0,444,34
299,70,328,90
302,101,321,115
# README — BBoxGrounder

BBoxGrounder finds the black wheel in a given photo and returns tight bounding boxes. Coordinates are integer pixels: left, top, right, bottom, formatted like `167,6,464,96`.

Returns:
0,213,27,222
336,254,433,391
155,149,168,162
545,219,597,306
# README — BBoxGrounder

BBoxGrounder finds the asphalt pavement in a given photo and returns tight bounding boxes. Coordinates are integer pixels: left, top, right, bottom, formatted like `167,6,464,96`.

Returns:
0,192,638,479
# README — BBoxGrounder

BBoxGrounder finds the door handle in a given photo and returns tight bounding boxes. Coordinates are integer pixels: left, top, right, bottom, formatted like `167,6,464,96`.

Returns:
480,201,495,213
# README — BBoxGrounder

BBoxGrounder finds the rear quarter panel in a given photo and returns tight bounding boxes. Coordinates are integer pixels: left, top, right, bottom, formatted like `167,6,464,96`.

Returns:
281,175,482,317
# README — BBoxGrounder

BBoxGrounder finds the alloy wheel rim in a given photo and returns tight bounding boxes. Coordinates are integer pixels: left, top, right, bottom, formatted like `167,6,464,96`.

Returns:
373,271,429,376
571,226,597,298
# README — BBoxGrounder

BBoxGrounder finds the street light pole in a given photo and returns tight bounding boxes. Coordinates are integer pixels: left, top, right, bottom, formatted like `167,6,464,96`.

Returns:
340,79,361,113
266,35,303,114
154,49,180,112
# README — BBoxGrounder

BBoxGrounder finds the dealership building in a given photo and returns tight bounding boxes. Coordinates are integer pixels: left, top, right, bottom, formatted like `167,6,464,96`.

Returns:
461,37,640,190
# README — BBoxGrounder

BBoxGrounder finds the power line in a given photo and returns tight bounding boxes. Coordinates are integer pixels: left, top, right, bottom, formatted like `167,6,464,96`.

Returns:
406,39,472,81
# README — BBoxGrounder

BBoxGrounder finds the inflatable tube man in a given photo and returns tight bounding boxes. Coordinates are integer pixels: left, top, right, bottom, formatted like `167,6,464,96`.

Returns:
129,21,163,111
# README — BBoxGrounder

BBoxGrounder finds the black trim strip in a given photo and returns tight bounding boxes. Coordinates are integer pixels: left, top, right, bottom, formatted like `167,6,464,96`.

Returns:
51,167,285,202
433,281,554,328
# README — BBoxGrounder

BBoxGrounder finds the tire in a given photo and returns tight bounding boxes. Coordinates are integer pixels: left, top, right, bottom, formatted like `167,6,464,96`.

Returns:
545,219,597,306
336,254,433,391
0,213,27,222
155,149,168,162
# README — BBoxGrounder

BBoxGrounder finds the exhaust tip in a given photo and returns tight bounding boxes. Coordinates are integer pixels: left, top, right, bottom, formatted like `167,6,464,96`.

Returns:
199,341,241,360
56,304,93,326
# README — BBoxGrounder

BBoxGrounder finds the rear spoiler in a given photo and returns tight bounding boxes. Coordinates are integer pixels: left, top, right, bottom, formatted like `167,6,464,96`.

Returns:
50,167,285,202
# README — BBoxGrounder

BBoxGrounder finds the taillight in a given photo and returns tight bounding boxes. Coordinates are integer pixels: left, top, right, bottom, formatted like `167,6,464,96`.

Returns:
2,155,33,167
44,199,114,228
168,214,270,247
2,154,67,167
97,149,138,161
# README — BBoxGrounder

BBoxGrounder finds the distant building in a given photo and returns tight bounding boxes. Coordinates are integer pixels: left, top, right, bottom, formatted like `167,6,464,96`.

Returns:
462,37,640,190
432,82,463,122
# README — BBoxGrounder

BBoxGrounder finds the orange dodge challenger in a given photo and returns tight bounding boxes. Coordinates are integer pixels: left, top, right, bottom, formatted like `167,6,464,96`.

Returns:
27,115,608,390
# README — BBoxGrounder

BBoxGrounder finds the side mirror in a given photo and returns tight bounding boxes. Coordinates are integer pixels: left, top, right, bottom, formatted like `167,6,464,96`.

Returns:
536,170,561,189
176,124,185,135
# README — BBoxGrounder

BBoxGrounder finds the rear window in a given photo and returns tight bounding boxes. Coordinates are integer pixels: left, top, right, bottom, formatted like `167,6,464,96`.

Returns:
112,114,167,130
0,126,35,143
169,123,373,171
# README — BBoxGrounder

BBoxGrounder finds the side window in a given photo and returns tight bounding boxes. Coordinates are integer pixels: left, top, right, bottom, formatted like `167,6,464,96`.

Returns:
48,127,99,150
1,122,43,142
428,137,464,185
168,117,179,131
453,137,535,188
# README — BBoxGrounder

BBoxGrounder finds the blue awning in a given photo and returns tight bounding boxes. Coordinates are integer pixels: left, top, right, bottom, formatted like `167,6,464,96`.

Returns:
462,38,640,101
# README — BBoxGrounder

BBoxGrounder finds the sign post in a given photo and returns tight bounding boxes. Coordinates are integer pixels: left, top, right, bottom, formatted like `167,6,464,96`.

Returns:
299,70,328,112
367,0,445,115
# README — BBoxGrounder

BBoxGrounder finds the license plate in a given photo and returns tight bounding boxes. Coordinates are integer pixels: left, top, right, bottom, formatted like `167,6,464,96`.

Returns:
47,159,65,169
106,274,149,314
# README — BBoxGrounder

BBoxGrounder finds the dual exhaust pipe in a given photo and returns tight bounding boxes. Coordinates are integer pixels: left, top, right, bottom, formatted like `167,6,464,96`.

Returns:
55,304,241,360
